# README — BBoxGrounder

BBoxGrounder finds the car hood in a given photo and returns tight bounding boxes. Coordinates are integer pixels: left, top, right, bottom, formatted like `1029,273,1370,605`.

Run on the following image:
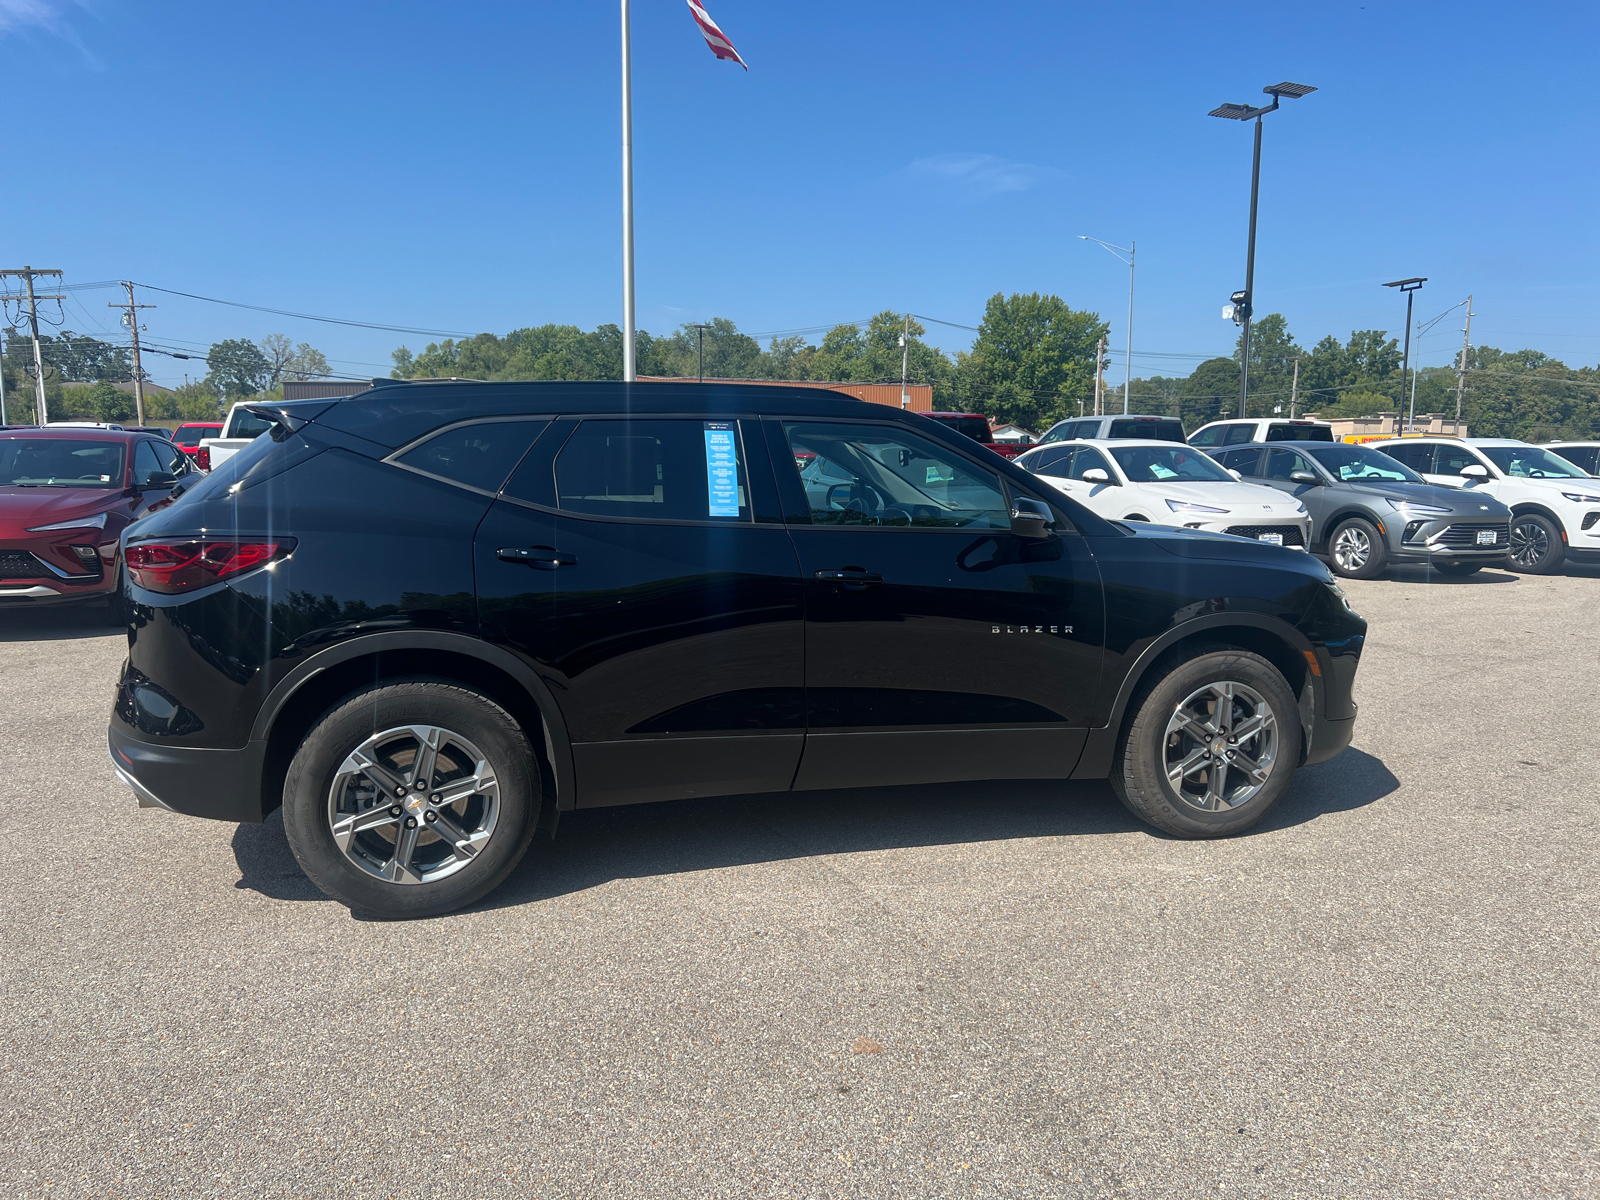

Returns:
1129,478,1306,515
0,486,127,536
1117,520,1333,573
1333,478,1511,514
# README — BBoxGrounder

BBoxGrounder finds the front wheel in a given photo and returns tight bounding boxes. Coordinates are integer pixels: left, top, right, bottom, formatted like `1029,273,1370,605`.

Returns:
282,680,540,919
1328,517,1389,579
1507,513,1565,574
1110,646,1300,838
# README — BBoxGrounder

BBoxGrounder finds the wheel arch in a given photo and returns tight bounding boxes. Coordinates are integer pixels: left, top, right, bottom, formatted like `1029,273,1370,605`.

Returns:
1508,501,1566,530
1322,506,1386,544
251,632,574,823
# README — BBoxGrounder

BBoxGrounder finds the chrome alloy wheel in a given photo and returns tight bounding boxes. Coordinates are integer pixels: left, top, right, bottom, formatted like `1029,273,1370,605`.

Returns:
1163,681,1279,812
1331,525,1372,574
1508,518,1551,569
327,725,501,885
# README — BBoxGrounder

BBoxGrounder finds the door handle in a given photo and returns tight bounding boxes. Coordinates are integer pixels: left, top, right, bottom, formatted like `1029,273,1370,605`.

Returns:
814,568,883,587
497,546,577,570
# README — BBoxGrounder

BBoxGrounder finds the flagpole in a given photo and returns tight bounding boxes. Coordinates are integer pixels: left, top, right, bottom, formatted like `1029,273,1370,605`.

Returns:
620,0,637,382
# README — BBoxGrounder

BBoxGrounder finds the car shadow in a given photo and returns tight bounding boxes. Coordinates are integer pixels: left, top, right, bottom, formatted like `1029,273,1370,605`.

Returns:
0,602,122,642
231,749,1400,911
1379,565,1519,585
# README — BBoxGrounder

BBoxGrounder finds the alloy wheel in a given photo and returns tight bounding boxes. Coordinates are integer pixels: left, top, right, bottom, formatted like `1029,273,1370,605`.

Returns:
1163,680,1279,812
1508,519,1551,569
326,724,501,885
1332,526,1371,573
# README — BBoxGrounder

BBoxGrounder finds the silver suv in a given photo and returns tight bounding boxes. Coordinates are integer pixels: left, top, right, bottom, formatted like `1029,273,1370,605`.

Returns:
1035,414,1186,445
1212,440,1512,578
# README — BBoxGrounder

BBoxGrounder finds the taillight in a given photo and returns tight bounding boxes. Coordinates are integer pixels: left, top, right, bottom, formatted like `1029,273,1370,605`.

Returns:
125,539,294,594
195,447,211,471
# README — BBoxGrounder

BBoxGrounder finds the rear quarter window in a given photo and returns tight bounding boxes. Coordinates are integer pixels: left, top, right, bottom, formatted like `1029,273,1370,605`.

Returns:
1266,423,1333,442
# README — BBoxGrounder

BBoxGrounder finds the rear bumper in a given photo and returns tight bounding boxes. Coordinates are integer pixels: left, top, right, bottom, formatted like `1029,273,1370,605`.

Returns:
108,723,268,823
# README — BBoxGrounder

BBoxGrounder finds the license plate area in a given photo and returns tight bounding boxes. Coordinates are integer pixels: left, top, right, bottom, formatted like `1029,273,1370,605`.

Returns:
1476,529,1499,546
1258,532,1284,546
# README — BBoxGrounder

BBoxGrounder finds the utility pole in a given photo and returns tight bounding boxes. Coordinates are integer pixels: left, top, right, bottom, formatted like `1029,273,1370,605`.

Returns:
111,281,156,425
1454,294,1473,422
0,326,7,425
1,267,64,425
1093,335,1106,417
899,313,911,409
1289,356,1300,418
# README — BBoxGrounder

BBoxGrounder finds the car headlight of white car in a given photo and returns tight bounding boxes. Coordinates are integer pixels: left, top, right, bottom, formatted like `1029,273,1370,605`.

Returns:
1165,499,1229,515
26,511,109,532
1560,491,1600,504
1385,497,1451,515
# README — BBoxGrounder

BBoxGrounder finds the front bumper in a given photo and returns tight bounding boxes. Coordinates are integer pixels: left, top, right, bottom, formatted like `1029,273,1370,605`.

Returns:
1389,518,1510,562
1181,518,1311,550
0,535,118,603
108,723,269,824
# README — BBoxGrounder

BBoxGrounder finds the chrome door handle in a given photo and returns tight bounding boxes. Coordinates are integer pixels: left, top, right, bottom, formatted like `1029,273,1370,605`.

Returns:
497,546,577,570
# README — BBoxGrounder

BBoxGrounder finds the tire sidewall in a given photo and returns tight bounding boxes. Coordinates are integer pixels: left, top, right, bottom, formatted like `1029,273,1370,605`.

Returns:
1508,513,1565,575
282,681,538,918
1120,649,1300,838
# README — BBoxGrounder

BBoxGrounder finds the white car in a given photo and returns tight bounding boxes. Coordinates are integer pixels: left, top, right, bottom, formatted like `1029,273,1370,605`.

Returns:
1544,442,1600,476
1188,417,1334,449
1370,437,1600,574
1014,439,1312,550
199,402,277,470
1034,413,1188,446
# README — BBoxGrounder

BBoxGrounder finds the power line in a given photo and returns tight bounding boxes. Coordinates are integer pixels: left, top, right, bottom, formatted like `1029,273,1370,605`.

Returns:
125,282,478,339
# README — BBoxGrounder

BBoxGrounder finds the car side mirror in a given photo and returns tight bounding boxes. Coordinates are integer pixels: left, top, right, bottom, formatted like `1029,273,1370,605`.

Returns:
140,471,178,491
1009,497,1053,539
1228,468,1243,481
1289,470,1319,485
1080,468,1111,484
1460,463,1489,479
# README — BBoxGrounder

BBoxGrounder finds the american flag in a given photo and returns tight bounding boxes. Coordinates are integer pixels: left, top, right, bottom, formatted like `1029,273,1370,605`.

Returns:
686,0,747,70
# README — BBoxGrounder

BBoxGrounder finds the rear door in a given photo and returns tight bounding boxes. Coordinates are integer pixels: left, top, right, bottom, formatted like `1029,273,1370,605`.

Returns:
476,414,806,807
768,418,1104,790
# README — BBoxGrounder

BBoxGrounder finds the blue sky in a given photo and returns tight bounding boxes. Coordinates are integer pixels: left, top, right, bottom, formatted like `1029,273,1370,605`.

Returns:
2,0,1595,387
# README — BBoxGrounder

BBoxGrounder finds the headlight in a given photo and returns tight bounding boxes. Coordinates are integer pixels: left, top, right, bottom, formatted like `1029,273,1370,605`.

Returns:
1560,492,1600,504
26,511,109,532
1165,499,1228,515
1385,497,1450,515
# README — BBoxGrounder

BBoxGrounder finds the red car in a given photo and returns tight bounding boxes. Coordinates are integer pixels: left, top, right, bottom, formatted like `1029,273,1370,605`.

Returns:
921,411,1029,459
172,422,224,471
0,428,196,613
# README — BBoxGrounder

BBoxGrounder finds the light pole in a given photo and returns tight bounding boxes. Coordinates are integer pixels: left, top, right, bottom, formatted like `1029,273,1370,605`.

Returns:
690,322,714,382
1383,278,1426,433
1080,236,1134,413
1210,82,1317,418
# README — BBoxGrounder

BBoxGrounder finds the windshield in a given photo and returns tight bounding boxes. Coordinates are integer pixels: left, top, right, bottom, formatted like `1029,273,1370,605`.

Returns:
172,425,218,448
1110,444,1232,483
1307,444,1424,484
1107,418,1186,442
0,438,126,487
1480,446,1588,479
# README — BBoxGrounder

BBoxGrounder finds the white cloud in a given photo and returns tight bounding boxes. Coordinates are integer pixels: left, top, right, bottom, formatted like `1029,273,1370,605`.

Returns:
898,152,1064,201
0,0,81,34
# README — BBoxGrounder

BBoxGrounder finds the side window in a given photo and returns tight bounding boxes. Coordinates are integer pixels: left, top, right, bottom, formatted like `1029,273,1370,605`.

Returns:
780,422,1009,529
1262,448,1314,480
133,440,169,486
554,419,750,522
1038,422,1070,445
1264,423,1299,442
1188,425,1223,447
152,439,185,476
1432,444,1481,476
1068,445,1114,481
1375,441,1430,472
1223,423,1258,445
1030,446,1077,478
1217,448,1263,476
228,409,276,439
396,420,550,494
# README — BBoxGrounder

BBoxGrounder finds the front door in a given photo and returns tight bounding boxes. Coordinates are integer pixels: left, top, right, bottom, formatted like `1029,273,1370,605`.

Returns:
1254,446,1330,545
476,415,806,807
765,418,1104,791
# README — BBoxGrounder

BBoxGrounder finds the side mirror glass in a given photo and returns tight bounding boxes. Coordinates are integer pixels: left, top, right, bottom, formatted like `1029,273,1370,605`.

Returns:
1080,467,1111,484
1289,470,1319,484
1009,497,1052,539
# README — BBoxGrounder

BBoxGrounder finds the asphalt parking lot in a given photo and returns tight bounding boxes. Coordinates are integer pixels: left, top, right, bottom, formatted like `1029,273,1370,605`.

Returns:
3,564,1597,1200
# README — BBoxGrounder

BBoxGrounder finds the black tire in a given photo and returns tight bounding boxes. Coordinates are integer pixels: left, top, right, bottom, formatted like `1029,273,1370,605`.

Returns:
1327,516,1389,579
104,565,127,626
1109,645,1300,839
1432,561,1483,577
1507,513,1565,575
282,679,540,919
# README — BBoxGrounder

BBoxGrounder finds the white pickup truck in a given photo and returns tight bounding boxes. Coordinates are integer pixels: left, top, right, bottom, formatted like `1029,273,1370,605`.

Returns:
198,402,277,470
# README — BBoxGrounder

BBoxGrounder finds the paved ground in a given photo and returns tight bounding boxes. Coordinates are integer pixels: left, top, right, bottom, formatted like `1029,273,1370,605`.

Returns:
2,563,1596,1200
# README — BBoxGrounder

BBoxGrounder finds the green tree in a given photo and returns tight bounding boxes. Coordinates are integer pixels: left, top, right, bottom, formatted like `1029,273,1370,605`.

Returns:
206,339,272,398
260,334,332,384
954,293,1106,430
85,381,135,422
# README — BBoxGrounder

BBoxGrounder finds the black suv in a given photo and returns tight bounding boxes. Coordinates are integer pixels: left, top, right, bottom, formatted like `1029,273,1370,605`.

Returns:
110,382,1365,918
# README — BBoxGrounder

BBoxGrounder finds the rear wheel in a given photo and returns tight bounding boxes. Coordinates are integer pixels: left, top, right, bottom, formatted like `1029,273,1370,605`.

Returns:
1328,517,1388,579
282,680,539,919
1110,645,1299,839
1507,513,1565,574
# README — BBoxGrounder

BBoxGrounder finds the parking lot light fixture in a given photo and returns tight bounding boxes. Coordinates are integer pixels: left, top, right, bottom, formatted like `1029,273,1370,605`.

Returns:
1383,278,1427,433
1209,82,1317,419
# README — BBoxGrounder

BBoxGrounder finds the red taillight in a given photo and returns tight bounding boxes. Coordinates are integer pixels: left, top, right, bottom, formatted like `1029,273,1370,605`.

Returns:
125,539,294,594
194,447,211,471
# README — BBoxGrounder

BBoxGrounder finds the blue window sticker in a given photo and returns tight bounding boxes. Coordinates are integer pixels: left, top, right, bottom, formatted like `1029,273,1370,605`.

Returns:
703,422,741,517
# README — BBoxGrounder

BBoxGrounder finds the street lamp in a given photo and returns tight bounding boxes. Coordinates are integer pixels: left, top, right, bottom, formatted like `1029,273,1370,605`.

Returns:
1080,236,1135,414
1209,81,1317,418
690,322,714,382
1383,278,1426,433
